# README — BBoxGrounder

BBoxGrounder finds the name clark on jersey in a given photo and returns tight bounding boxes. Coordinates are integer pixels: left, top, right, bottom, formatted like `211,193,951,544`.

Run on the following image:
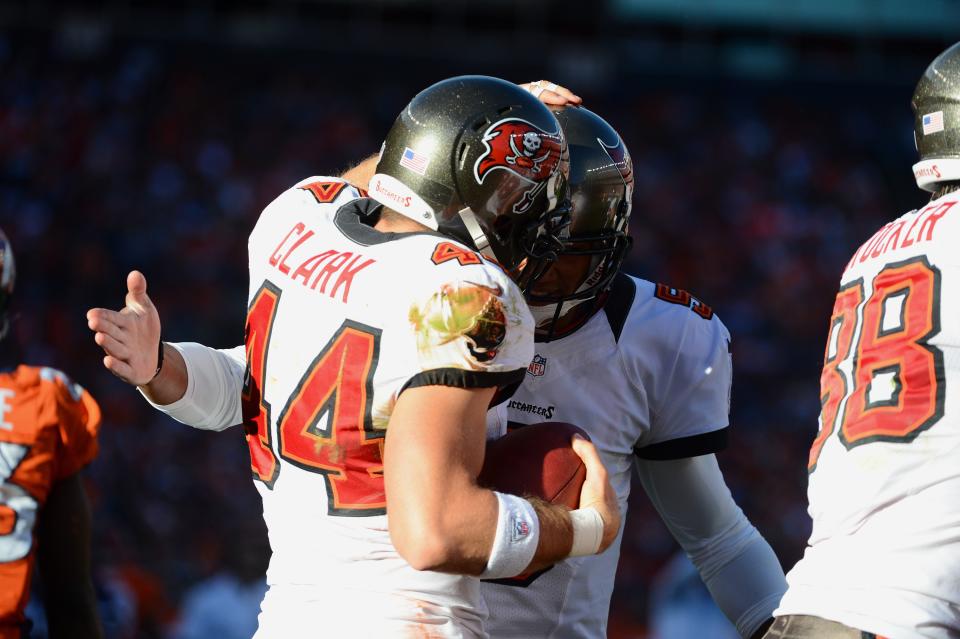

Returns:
268,221,375,303
845,200,955,271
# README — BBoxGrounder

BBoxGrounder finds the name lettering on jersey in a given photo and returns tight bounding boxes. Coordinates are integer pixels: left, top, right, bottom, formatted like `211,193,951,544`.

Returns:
506,399,555,420
845,200,956,271
269,223,315,275
654,284,714,320
269,222,376,304
0,389,14,431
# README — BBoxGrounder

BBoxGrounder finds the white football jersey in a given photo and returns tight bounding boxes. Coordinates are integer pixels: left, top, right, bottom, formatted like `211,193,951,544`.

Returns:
776,192,960,638
482,273,733,638
239,177,534,638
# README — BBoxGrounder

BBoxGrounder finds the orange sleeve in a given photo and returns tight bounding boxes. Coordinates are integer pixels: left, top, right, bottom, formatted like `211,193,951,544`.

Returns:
41,369,101,480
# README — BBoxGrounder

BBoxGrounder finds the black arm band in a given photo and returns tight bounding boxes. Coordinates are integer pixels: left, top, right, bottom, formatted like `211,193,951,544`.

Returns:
150,339,165,381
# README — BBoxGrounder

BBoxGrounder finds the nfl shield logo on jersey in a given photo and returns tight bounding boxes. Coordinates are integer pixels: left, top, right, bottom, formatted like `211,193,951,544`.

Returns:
527,354,547,377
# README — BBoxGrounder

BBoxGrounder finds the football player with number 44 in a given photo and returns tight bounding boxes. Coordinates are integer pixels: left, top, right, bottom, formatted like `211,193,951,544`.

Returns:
481,106,788,639
87,76,621,638
766,42,960,639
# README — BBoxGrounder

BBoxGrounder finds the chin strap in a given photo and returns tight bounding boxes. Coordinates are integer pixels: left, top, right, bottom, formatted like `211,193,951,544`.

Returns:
457,207,493,256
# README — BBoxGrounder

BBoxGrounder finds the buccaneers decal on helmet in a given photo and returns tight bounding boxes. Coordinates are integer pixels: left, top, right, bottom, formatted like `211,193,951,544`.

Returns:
474,118,564,214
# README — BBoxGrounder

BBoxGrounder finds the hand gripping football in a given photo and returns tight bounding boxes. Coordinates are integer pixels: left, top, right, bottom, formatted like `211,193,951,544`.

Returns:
477,422,589,510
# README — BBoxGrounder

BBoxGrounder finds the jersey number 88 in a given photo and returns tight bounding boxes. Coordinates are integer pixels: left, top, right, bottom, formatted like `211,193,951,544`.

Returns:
810,257,945,471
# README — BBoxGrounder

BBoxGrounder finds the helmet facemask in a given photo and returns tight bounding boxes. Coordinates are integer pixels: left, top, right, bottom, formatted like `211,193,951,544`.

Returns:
526,217,633,341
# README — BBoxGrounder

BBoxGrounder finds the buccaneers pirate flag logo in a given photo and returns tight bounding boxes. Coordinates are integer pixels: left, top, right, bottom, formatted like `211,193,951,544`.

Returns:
473,118,564,213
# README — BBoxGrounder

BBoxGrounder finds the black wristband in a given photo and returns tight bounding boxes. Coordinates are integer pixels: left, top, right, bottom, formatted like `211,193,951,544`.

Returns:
151,339,165,382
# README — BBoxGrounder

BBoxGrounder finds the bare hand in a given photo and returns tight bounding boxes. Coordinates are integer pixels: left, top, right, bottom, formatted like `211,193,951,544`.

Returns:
571,435,621,552
87,270,162,386
519,80,583,106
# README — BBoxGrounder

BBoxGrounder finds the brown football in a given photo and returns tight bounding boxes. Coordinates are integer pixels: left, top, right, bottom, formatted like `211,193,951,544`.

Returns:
477,422,589,509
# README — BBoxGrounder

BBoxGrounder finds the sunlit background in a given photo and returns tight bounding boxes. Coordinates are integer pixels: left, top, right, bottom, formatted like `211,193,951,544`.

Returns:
2,1,957,637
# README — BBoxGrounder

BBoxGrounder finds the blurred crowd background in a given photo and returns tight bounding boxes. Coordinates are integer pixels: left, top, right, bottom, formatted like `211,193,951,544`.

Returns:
1,1,957,637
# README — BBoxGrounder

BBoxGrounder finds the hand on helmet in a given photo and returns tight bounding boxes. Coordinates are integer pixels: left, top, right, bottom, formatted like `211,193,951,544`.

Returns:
520,80,582,106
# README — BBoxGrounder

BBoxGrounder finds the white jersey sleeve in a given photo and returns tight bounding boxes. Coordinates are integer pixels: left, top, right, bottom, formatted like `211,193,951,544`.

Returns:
627,281,732,458
140,343,246,431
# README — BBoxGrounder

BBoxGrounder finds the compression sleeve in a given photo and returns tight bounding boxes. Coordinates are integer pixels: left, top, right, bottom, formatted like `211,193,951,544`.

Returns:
634,454,786,638
140,342,247,431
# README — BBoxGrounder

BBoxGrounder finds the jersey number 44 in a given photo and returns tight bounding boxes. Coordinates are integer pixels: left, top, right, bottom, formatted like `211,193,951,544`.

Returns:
241,280,387,516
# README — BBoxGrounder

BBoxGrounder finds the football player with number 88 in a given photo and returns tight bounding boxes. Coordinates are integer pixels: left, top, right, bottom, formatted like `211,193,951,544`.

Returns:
766,41,960,639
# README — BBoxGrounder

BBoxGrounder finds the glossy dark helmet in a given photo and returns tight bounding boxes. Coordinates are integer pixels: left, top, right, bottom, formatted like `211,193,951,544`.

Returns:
0,228,15,340
911,41,960,192
525,106,634,342
370,75,571,289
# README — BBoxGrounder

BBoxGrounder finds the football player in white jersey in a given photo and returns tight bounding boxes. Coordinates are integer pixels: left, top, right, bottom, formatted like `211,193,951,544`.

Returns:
481,106,788,639
86,76,621,638
765,42,960,639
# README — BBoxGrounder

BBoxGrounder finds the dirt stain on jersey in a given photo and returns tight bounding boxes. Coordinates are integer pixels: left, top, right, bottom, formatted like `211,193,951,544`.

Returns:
409,282,507,365
405,599,447,639
313,439,345,464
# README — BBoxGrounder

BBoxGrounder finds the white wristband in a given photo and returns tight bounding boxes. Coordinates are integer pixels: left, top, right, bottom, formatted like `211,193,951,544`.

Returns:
569,507,604,557
479,492,540,579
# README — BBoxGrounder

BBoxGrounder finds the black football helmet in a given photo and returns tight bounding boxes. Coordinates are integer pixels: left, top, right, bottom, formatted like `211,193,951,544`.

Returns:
0,229,15,340
370,75,570,289
911,41,960,193
525,106,633,341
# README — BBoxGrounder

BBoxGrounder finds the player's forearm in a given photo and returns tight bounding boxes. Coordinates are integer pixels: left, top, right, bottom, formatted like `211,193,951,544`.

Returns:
636,454,786,638
139,342,246,431
386,384,582,576
37,475,103,639
390,481,575,576
700,528,785,639
388,467,498,573
525,498,574,572
139,342,187,405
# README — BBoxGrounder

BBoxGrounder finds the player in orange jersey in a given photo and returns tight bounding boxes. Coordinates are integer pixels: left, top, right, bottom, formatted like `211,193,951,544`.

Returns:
0,228,103,639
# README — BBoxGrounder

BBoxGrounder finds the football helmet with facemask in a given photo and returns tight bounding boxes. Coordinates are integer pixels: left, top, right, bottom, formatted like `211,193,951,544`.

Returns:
912,41,960,193
370,75,571,289
525,106,633,341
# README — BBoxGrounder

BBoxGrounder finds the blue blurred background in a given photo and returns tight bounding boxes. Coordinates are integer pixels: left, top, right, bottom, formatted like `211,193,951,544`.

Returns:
1,1,956,637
